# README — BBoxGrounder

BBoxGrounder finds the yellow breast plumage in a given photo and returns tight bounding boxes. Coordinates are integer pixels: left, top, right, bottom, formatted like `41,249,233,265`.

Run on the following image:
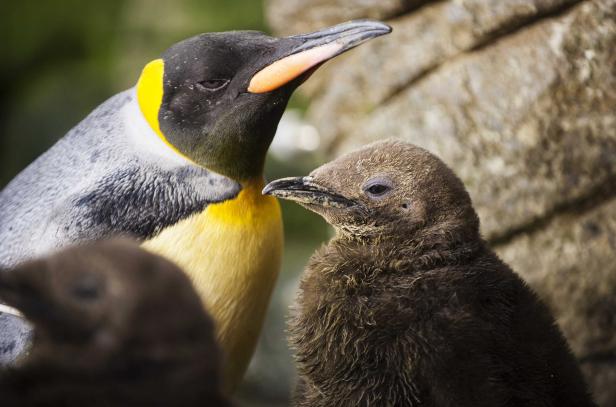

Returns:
142,179,283,392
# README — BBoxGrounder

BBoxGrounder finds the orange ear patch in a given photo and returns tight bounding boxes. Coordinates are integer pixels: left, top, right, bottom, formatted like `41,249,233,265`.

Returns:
247,42,342,94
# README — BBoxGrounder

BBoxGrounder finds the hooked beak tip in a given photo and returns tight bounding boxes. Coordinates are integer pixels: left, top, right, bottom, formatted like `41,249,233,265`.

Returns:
262,176,308,196
262,184,275,196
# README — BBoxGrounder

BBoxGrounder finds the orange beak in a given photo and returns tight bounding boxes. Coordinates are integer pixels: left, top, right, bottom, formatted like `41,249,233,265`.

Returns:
248,20,391,94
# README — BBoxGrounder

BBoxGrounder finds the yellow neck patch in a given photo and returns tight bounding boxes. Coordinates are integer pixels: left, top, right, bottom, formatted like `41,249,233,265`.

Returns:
136,59,190,160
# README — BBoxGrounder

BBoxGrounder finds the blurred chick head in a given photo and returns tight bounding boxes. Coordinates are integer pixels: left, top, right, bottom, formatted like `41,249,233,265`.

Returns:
0,238,214,366
0,239,230,406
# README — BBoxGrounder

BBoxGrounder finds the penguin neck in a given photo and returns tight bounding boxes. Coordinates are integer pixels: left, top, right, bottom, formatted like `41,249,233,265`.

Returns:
197,132,273,182
331,227,482,274
134,80,283,391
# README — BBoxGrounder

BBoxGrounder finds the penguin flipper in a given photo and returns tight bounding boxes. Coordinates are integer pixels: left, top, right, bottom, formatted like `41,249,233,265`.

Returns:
63,164,241,242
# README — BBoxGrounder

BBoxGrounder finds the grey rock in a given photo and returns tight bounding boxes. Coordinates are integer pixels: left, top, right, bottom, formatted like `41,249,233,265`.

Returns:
267,0,616,404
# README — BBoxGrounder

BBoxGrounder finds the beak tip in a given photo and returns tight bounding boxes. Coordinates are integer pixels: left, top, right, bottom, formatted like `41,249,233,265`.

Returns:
262,184,274,195
358,19,392,33
262,177,305,197
341,19,392,37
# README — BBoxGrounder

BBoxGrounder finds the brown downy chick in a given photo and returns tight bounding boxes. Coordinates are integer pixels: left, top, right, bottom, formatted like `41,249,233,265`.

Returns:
0,239,230,407
264,139,595,407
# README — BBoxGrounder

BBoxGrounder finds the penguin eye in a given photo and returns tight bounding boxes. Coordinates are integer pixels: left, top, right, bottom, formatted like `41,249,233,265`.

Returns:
196,79,230,92
362,177,394,199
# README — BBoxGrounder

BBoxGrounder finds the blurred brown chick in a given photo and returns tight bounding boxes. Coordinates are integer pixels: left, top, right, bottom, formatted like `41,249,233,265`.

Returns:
0,239,230,407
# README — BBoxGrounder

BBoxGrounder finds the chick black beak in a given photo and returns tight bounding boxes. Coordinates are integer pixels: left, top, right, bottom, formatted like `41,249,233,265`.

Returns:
248,20,392,93
263,176,355,208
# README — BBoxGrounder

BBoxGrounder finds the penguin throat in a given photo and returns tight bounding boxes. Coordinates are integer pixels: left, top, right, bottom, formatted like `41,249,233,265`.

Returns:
204,150,268,184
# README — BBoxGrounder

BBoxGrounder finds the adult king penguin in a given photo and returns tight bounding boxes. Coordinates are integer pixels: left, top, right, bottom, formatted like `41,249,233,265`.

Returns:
0,21,391,391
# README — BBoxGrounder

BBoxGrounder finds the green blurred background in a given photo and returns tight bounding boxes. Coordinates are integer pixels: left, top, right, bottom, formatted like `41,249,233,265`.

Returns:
0,1,330,405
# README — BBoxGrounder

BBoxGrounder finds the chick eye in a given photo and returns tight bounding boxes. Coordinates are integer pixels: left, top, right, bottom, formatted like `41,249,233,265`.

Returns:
196,79,229,92
363,178,393,198
367,184,389,195
70,275,103,301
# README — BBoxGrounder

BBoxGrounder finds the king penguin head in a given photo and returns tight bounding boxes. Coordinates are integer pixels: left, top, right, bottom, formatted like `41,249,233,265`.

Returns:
136,20,391,181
